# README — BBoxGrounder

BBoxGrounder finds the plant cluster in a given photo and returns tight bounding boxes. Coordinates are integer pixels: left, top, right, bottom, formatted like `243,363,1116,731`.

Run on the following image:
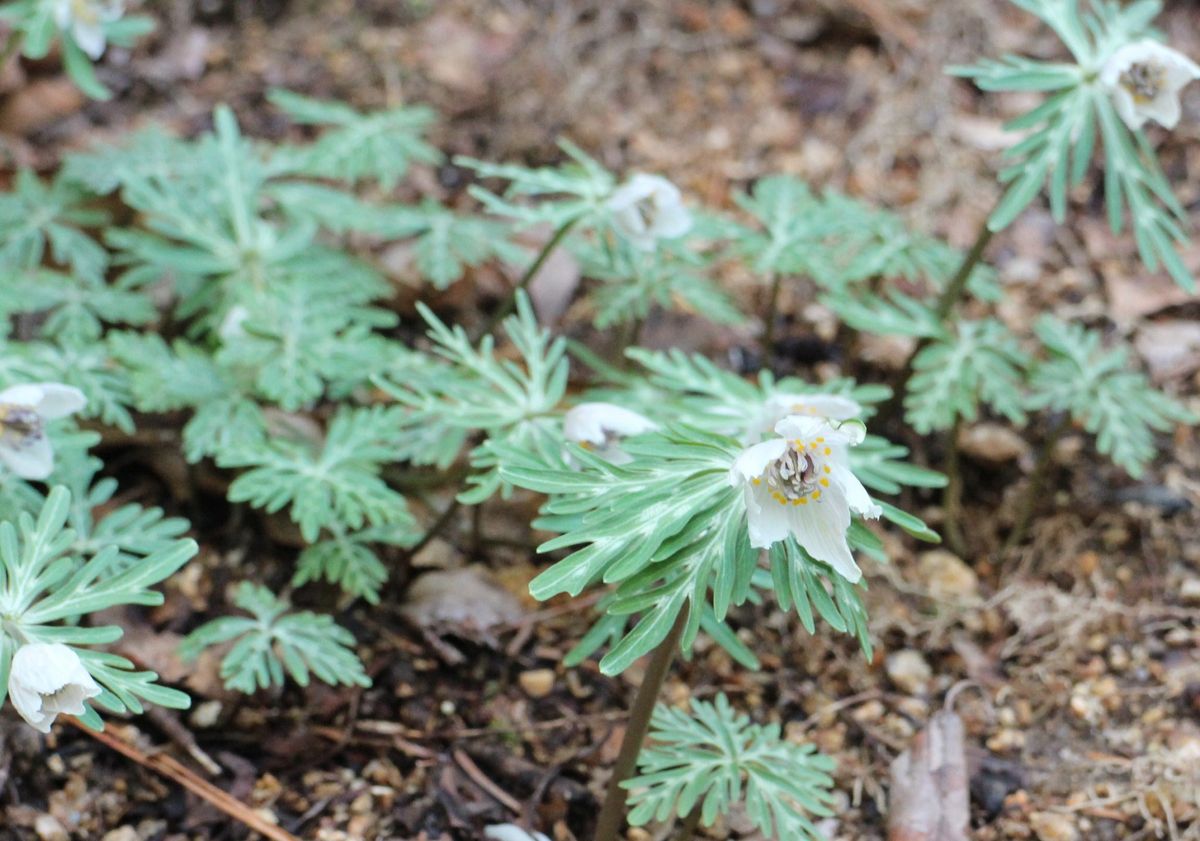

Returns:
0,0,1196,838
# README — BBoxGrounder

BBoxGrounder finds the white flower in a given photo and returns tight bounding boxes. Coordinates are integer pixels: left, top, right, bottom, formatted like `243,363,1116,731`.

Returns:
749,392,862,442
484,825,551,841
0,383,86,480
563,402,657,465
729,414,880,583
1100,39,1200,131
53,0,124,60
606,173,693,250
8,643,102,733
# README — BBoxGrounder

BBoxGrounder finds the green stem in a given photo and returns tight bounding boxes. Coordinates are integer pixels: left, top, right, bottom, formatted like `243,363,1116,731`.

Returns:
593,609,689,841
478,217,580,339
762,271,784,354
942,418,967,558
935,221,994,321
1002,414,1070,553
406,497,461,558
900,216,997,393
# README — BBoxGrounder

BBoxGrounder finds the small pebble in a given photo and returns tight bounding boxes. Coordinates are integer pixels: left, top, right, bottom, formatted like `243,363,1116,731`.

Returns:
518,669,556,699
1030,811,1078,841
100,829,138,841
919,549,979,600
1181,579,1200,605
886,649,932,695
34,816,68,841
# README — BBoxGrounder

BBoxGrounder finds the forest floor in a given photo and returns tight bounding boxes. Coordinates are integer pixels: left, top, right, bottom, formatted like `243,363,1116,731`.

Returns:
2,0,1200,839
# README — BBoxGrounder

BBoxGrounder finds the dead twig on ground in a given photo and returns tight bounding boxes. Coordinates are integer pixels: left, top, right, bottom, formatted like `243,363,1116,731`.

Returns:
66,718,301,841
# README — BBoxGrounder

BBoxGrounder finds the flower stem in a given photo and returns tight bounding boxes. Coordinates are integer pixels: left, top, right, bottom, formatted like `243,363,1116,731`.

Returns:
900,216,996,392
941,418,967,558
762,272,783,354
1002,414,1070,553
593,609,688,841
406,497,461,558
478,217,580,339
935,220,994,321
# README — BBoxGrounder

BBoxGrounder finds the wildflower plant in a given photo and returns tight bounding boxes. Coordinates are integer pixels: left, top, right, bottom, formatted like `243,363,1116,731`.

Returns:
0,0,153,98
950,0,1199,290
0,6,1195,833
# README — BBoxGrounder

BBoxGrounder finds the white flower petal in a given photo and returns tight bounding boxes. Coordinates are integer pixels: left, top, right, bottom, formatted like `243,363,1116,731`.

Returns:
772,414,827,442
729,438,788,485
8,643,101,733
606,173,692,248
1111,88,1145,130
0,435,55,480
30,383,86,419
1144,93,1182,129
786,482,861,582
769,393,861,422
563,402,656,445
836,468,881,519
73,21,107,58
744,484,791,549
484,825,552,841
0,384,45,406
52,0,73,29
1101,40,1200,131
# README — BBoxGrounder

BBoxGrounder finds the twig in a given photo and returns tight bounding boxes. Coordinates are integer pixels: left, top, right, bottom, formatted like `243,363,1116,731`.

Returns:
452,748,524,813
66,718,300,841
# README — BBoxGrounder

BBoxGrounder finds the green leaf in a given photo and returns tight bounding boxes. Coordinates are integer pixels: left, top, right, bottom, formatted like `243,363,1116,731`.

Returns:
181,583,370,693
1028,316,1195,476
904,319,1029,433
625,694,836,840
269,89,442,189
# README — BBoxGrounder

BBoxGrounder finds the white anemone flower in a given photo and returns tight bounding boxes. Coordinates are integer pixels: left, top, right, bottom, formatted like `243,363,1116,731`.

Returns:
53,0,124,60
749,392,862,442
1100,39,1200,131
729,414,880,583
563,402,657,465
484,825,551,841
0,383,86,480
606,173,693,250
8,643,102,733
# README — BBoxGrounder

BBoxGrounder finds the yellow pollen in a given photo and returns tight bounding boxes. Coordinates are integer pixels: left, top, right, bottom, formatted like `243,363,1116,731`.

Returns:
579,441,593,450
816,437,825,443
823,447,831,455
823,465,831,474
752,478,761,485
792,499,802,506
798,498,808,505
812,490,821,499
820,478,830,487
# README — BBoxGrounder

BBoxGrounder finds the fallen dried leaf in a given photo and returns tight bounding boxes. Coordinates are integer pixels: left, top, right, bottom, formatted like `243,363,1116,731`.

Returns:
888,709,969,841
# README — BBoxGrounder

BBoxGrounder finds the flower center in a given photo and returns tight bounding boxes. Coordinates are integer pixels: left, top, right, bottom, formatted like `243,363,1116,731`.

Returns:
634,198,661,230
756,438,834,506
0,404,43,446
1121,62,1166,103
